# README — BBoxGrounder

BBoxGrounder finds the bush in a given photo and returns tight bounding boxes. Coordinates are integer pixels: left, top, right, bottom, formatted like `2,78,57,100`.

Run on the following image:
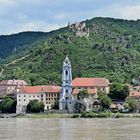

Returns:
114,112,123,118
27,99,44,113
77,90,89,100
71,114,80,118
80,111,111,118
125,98,138,112
97,112,111,118
0,96,16,113
100,96,112,110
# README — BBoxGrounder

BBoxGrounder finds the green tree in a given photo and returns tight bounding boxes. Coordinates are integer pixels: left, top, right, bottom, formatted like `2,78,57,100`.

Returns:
100,96,112,110
51,102,59,109
98,90,106,100
0,96,16,113
108,83,130,101
27,99,44,113
77,90,89,100
125,98,138,112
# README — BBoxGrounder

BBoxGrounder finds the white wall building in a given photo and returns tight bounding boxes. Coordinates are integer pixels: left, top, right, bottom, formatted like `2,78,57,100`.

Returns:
16,85,61,114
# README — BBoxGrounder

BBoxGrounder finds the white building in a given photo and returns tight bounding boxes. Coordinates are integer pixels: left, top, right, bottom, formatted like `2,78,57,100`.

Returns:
16,85,61,114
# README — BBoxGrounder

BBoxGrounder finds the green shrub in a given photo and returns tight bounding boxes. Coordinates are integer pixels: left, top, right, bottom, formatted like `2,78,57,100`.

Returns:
27,99,44,113
97,112,111,118
71,114,80,118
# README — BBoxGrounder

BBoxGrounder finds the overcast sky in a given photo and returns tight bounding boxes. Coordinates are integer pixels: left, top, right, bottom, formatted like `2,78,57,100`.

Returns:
0,0,140,35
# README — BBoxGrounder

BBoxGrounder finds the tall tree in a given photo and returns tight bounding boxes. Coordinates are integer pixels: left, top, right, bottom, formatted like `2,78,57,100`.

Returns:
108,83,130,101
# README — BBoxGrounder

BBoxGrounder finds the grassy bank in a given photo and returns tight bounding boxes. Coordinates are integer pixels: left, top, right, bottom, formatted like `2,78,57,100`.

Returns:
17,113,73,118
72,112,140,118
15,112,140,118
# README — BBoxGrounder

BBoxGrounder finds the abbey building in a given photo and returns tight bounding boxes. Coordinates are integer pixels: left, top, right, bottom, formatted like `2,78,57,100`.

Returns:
59,56,110,113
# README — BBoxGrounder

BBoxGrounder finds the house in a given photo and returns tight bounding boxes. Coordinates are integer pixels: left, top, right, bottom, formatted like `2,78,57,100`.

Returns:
16,85,61,114
129,91,140,100
72,77,110,99
0,79,28,97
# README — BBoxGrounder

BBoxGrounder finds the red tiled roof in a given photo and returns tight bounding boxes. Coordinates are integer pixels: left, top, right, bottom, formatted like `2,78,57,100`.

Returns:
130,91,140,97
72,78,109,87
72,88,96,95
72,89,80,94
0,79,28,86
19,85,61,94
87,89,96,94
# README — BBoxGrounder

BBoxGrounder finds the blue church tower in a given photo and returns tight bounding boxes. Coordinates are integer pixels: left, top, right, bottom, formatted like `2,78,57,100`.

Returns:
59,56,73,111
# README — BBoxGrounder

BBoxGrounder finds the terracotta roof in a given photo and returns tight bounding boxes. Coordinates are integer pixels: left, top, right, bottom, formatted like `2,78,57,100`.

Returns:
72,78,109,87
87,89,96,94
19,85,61,94
72,89,80,94
130,91,140,97
72,88,96,95
0,80,28,86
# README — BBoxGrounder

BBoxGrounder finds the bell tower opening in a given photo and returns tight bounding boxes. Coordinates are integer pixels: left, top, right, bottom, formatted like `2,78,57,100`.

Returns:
66,70,68,76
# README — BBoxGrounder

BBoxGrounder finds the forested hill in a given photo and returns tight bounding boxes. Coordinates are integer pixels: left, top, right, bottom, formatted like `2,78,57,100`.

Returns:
0,32,48,60
0,17,140,85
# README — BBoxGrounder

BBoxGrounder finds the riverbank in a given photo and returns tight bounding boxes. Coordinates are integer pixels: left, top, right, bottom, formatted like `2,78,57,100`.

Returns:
72,112,140,118
17,113,73,118
15,112,140,118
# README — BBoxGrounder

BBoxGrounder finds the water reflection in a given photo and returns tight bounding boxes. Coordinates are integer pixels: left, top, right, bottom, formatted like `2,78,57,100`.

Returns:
0,118,139,140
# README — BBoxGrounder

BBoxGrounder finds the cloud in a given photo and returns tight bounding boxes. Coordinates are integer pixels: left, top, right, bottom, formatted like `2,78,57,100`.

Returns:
0,20,61,35
0,0,16,6
1,0,140,35
117,5,140,20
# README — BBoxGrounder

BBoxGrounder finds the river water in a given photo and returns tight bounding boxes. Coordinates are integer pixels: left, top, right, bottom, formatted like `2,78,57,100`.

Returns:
0,118,140,140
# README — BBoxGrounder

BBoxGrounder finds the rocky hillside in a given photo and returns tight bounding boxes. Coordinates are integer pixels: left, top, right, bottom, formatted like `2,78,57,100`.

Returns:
0,17,140,85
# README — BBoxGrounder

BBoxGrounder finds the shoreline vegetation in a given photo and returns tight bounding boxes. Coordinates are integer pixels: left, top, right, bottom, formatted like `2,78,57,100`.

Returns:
15,112,140,119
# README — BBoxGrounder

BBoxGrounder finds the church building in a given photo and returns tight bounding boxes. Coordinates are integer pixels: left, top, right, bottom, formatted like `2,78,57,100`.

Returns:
59,56,75,112
59,56,110,113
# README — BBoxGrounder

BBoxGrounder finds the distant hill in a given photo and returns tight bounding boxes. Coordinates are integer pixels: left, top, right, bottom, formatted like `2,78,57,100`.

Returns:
0,32,48,60
0,17,140,85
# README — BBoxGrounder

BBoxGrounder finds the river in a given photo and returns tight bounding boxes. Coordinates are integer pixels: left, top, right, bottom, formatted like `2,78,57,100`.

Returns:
0,118,139,140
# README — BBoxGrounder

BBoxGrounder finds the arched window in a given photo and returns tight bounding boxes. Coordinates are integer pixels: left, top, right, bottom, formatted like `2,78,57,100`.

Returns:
66,70,68,76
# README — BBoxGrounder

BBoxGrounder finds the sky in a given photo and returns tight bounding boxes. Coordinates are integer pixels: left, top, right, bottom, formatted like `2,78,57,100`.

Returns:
0,0,140,35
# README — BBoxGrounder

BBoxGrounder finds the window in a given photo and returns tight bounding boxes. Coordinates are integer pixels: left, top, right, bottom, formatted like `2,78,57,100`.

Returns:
19,95,20,97
24,95,26,97
19,99,20,101
66,70,68,76
24,99,25,101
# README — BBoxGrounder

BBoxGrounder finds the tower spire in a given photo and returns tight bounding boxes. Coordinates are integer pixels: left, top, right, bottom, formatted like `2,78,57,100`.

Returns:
59,56,72,110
